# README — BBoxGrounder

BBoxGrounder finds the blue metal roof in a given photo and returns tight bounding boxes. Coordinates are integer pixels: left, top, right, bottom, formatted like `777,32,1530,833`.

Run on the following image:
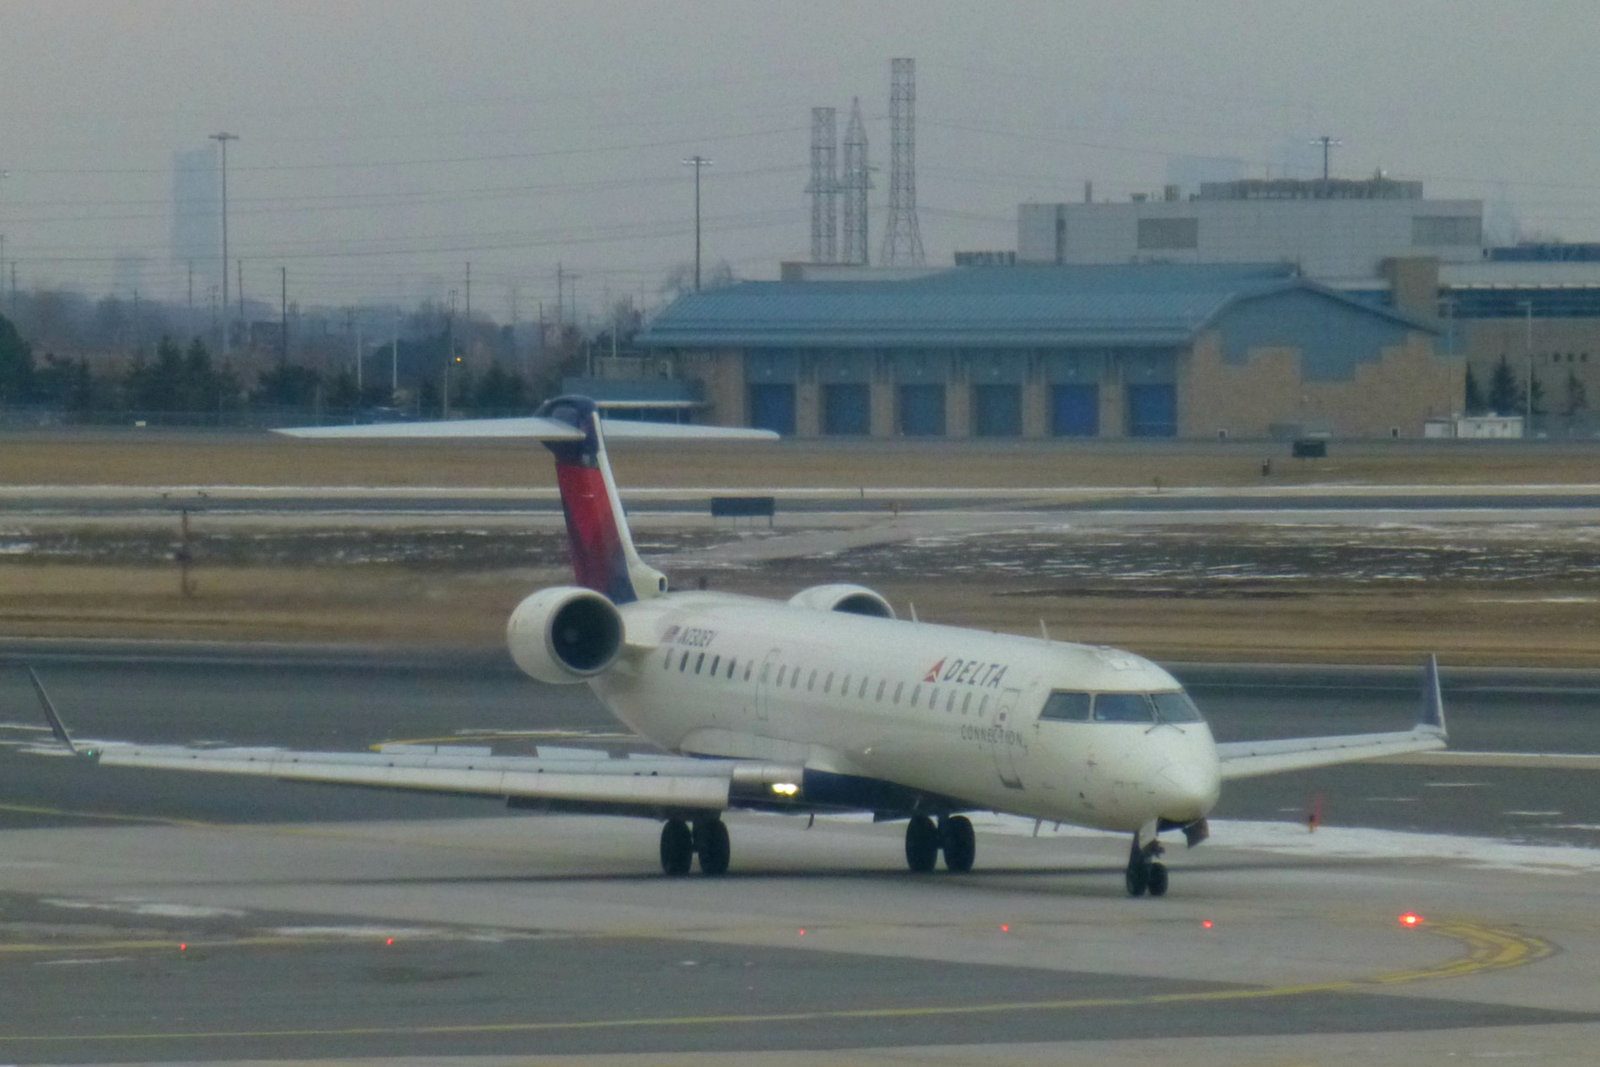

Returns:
636,264,1433,349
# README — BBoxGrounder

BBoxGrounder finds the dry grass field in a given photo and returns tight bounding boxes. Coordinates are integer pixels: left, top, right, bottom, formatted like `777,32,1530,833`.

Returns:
3,428,1600,490
1,429,1597,665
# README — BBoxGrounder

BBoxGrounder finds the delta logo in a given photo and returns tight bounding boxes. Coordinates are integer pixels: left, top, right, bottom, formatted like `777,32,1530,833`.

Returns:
924,657,1009,688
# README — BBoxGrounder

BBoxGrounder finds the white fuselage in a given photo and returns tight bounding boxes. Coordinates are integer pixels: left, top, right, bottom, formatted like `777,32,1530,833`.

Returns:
587,591,1221,833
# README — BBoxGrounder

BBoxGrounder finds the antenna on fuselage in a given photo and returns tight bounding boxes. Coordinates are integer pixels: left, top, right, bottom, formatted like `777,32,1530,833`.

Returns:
908,602,919,623
1039,618,1051,642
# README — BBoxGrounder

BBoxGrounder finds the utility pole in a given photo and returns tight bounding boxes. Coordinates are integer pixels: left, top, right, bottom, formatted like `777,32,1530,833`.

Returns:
682,155,712,290
1522,298,1535,428
209,132,238,355
279,266,287,367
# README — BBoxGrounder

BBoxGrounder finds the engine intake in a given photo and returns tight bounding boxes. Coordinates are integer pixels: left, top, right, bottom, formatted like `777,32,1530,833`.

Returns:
506,586,624,684
786,583,896,620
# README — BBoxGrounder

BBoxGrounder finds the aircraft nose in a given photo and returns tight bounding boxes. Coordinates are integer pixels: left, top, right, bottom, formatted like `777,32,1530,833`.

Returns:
1156,754,1221,823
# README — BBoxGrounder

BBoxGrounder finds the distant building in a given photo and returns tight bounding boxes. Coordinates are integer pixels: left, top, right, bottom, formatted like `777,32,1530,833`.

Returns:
1019,177,1483,281
636,263,1448,440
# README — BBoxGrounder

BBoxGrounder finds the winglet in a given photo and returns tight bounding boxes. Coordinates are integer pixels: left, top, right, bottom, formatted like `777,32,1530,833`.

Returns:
1417,654,1446,738
29,668,78,755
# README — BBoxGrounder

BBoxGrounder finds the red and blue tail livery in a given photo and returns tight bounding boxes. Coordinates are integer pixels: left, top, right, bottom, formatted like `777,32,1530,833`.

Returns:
536,396,657,605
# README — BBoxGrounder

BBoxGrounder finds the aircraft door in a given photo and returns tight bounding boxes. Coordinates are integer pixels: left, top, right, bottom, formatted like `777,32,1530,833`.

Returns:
753,647,782,727
988,687,1026,790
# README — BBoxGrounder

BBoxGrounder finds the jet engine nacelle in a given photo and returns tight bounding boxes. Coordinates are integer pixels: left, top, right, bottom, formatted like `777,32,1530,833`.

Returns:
786,583,897,620
506,586,625,685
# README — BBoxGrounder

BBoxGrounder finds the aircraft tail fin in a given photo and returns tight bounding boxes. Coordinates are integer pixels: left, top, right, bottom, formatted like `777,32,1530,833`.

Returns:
274,397,777,604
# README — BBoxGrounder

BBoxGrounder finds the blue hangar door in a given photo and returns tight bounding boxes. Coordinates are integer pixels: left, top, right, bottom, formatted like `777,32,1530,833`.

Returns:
1126,384,1177,437
898,385,946,436
972,385,1021,437
1051,384,1099,436
748,384,796,435
822,383,870,435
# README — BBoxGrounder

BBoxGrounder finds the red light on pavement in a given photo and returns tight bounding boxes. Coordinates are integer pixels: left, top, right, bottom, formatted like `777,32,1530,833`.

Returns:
1201,920,1214,930
1000,924,1010,933
1399,912,1423,928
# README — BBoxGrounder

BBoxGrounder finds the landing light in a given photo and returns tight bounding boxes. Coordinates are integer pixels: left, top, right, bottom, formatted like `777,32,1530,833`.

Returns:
771,782,799,797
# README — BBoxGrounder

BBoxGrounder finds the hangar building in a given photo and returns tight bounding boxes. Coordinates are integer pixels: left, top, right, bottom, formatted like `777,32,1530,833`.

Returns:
634,263,1449,440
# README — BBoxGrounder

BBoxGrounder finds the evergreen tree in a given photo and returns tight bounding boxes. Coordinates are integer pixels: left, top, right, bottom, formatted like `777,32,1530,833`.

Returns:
1564,369,1588,416
0,314,37,403
255,364,322,408
1487,355,1524,416
1463,365,1486,415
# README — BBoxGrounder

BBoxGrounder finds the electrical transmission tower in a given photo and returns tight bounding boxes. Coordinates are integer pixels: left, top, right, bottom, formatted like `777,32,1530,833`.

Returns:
880,58,925,266
841,98,872,265
808,107,838,263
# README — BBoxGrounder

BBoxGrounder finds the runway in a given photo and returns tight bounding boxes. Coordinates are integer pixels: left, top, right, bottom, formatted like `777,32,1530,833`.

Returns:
2,644,1600,1062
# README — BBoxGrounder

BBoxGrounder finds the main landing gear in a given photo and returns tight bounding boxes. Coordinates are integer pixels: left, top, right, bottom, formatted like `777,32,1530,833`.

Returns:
1125,834,1168,898
904,814,976,873
659,816,730,876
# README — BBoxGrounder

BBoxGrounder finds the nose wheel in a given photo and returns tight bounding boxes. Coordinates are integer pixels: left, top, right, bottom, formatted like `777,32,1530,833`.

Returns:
1125,834,1168,897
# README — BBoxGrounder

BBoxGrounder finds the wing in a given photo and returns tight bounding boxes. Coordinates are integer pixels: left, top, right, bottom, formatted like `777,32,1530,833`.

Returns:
24,735,807,819
1215,655,1447,781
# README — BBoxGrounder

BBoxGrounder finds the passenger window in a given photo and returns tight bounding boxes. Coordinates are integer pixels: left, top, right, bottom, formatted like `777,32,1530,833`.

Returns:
876,680,886,702
961,692,972,714
825,672,835,694
1152,690,1205,723
808,669,818,691
695,653,705,674
894,682,904,704
728,658,737,679
911,685,921,707
710,655,720,675
776,666,787,686
663,648,673,669
743,663,752,681
792,667,801,689
1039,691,1091,722
759,662,770,683
979,695,990,715
679,651,690,672
858,677,869,698
1093,693,1155,723
945,691,957,713
842,674,852,694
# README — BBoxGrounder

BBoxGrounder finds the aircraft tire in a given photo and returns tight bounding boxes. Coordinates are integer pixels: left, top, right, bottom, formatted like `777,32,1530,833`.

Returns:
695,817,731,876
1124,862,1149,897
941,815,976,872
905,815,939,872
660,818,694,876
1146,862,1169,897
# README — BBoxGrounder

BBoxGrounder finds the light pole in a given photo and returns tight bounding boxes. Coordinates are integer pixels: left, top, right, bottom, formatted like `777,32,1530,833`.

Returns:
1309,136,1341,191
1521,298,1535,429
209,132,238,354
682,155,712,290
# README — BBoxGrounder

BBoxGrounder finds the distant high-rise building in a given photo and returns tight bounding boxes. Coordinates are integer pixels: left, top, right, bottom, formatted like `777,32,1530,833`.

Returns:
172,145,220,274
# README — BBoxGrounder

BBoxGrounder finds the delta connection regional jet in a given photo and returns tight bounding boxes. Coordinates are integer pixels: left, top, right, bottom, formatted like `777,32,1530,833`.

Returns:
29,396,1447,897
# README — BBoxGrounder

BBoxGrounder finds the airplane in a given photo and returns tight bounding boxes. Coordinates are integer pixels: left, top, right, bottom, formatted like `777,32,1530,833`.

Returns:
27,395,1447,897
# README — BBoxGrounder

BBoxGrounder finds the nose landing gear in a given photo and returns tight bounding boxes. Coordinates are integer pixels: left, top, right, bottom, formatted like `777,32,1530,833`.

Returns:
1125,834,1168,897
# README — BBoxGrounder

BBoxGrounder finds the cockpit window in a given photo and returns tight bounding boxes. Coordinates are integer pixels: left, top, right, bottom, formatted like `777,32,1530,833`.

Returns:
1151,690,1204,723
1093,693,1154,723
1040,691,1091,722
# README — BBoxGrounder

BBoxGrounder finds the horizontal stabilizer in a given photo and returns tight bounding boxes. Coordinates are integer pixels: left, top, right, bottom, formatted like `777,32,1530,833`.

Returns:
274,417,778,441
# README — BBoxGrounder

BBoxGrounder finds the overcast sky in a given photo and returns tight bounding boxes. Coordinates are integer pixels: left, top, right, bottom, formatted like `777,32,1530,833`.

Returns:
1,0,1595,320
